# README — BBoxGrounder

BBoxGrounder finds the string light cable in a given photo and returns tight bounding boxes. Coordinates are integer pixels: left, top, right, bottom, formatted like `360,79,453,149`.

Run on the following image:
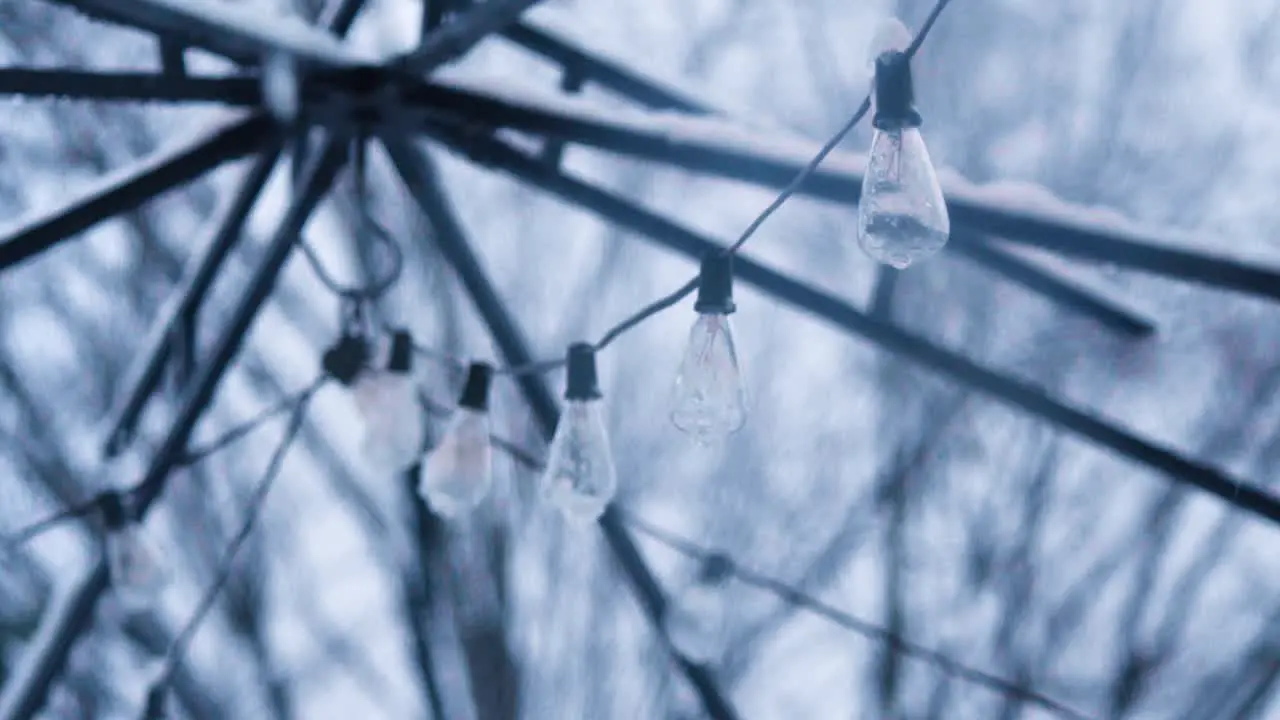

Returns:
385,0,956,380
140,378,320,718
296,134,406,303
346,0,960,521
427,420,1091,720
1,379,327,552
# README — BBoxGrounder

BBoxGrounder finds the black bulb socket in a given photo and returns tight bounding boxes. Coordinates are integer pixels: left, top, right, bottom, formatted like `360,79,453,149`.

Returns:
387,329,414,374
694,252,736,315
322,334,369,386
699,552,734,585
872,50,923,131
98,490,130,530
457,361,493,411
564,343,602,401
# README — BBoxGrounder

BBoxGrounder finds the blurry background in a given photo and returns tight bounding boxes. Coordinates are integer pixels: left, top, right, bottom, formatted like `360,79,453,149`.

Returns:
3,0,1280,718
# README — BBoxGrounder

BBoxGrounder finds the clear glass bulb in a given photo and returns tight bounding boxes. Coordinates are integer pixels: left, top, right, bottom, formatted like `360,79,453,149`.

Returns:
351,371,424,474
541,400,617,524
419,408,493,517
262,51,299,123
670,313,747,444
857,127,950,269
665,579,728,664
106,525,167,612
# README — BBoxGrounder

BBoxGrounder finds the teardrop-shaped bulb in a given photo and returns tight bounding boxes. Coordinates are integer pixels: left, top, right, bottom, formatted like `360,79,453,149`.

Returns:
670,314,747,444
106,524,167,612
262,52,300,124
541,400,617,524
351,371,424,474
857,127,949,269
665,576,729,664
419,407,493,517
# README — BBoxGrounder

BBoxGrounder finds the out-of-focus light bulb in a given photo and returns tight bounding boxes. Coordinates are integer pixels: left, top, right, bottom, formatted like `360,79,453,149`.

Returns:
665,554,734,664
857,51,949,270
325,331,425,474
420,362,495,517
671,253,747,444
542,344,617,524
262,51,299,124
100,492,167,612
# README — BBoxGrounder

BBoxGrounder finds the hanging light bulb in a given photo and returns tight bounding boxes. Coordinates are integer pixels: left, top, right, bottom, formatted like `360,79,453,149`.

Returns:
664,553,734,664
670,252,747,445
261,51,300,124
324,330,425,473
857,50,950,270
420,362,495,517
542,344,618,524
99,491,167,612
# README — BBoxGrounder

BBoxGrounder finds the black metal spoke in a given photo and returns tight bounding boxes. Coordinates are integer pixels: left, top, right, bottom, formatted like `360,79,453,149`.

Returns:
0,69,258,104
497,21,1155,336
384,136,744,720
0,113,273,272
400,80,1280,300
423,127,1280,527
48,0,362,67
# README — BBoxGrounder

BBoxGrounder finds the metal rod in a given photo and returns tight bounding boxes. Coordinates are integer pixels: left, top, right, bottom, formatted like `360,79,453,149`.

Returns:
498,24,1155,336
97,0,370,457
383,136,744,720
0,69,258,104
100,138,286,457
424,127,1280,527
158,40,188,77
48,0,363,68
501,21,705,112
0,140,342,720
0,113,271,273
950,236,1156,336
0,561,109,720
134,136,344,511
394,0,546,74
399,79,1280,301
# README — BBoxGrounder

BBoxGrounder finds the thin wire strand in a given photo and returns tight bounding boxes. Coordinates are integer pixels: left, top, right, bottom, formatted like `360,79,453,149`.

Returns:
297,135,405,303
433,424,1088,719
178,381,322,466
905,0,956,58
400,0,954,379
470,414,1089,714
151,382,317,694
1,380,327,550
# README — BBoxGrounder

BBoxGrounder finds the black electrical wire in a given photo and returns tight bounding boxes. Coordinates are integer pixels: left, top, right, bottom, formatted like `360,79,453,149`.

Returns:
178,380,323,466
431,421,1090,719
297,135,405,303
142,380,319,715
1,378,327,551
400,0,955,378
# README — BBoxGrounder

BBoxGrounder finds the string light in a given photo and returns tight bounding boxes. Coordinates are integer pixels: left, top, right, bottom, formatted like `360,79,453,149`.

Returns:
321,325,426,474
542,343,618,523
419,361,495,517
3,6,980,718
98,490,168,612
857,46,949,269
670,252,747,445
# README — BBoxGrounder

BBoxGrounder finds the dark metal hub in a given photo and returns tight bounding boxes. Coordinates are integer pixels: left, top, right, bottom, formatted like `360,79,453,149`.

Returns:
302,64,406,133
